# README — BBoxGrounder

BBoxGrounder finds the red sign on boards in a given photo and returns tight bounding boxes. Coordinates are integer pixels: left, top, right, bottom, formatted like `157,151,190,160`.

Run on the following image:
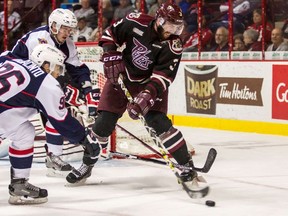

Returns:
272,65,288,120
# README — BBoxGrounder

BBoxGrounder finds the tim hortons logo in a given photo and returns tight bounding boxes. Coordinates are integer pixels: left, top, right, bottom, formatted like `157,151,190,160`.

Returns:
217,77,263,106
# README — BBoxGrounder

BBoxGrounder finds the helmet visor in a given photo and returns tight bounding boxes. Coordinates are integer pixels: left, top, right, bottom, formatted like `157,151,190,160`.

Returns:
159,18,184,36
58,26,76,35
50,63,66,76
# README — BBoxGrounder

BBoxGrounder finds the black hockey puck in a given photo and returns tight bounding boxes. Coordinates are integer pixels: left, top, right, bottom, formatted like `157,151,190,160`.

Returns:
205,200,216,207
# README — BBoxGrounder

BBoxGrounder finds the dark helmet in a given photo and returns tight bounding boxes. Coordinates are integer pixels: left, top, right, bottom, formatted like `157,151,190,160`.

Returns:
155,2,184,25
155,2,184,37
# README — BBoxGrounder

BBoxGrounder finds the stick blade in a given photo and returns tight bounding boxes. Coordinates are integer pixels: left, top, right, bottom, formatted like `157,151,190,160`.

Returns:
195,148,217,173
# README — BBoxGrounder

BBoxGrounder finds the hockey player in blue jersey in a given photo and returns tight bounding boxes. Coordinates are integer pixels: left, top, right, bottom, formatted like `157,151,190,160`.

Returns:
0,44,101,205
11,8,100,175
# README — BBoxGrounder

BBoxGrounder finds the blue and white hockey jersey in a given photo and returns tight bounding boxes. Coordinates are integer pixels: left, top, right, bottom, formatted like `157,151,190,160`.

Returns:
0,53,85,143
11,25,92,93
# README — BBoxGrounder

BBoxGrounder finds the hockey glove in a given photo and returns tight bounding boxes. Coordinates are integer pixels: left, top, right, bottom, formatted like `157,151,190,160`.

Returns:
85,88,100,117
80,128,101,159
127,90,155,120
101,51,125,85
65,84,82,106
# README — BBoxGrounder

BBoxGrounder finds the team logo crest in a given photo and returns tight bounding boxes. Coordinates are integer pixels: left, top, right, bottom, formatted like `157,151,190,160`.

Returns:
38,38,48,44
132,38,152,70
167,38,183,54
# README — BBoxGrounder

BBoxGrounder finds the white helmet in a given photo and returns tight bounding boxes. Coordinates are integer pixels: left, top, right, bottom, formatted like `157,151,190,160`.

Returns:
30,44,66,76
48,8,77,34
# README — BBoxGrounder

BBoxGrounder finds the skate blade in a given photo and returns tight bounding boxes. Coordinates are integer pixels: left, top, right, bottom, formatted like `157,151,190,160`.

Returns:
64,178,88,187
8,195,48,205
183,176,208,190
196,176,207,183
46,168,71,178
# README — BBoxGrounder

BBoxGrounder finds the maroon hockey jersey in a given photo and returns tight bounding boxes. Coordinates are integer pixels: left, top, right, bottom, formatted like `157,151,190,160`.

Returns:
99,12,183,97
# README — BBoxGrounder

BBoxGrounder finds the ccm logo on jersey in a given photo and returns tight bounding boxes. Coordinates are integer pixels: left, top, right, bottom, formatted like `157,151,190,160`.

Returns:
102,55,122,62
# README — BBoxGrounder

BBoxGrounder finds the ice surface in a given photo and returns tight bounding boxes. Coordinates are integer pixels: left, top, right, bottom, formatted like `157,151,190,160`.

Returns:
1,126,288,216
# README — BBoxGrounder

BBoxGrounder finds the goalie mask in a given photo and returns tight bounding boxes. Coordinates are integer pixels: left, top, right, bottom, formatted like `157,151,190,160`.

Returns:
48,8,77,35
155,3,184,37
30,44,66,76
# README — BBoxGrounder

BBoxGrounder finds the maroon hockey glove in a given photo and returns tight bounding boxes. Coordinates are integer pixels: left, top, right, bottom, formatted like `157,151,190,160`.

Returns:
101,51,125,85
85,88,100,117
65,84,82,106
127,91,155,120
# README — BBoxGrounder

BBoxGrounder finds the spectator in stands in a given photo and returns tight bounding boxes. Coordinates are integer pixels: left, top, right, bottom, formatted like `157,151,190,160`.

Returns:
247,8,273,44
148,0,167,17
77,35,87,42
89,28,101,42
0,0,22,51
266,28,288,51
175,0,191,15
89,0,99,12
74,0,95,19
22,0,47,32
74,0,96,28
208,0,250,35
89,16,109,42
184,0,214,34
133,0,148,13
243,28,262,51
233,33,246,51
112,0,134,23
209,26,229,51
281,19,288,42
0,0,21,33
102,0,114,25
72,16,93,42
183,15,213,52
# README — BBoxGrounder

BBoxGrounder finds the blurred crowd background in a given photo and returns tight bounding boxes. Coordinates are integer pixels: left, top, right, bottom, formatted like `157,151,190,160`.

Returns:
1,0,288,53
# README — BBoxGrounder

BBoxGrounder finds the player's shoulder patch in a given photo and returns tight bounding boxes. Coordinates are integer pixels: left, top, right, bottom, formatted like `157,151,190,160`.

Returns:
167,38,183,55
126,12,153,27
37,38,48,44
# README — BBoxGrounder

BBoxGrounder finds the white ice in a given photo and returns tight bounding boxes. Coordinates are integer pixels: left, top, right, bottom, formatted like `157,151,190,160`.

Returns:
1,126,288,216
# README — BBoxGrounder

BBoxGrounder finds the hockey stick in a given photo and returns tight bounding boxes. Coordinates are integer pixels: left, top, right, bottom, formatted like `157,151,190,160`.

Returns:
118,75,215,198
116,123,215,173
118,75,217,173
109,150,199,172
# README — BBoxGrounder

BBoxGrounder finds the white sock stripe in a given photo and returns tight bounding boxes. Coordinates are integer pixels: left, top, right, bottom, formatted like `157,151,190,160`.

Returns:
161,128,180,144
165,136,184,151
9,152,33,158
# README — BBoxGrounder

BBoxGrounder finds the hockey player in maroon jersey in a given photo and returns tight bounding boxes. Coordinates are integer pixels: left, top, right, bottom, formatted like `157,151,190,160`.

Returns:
67,3,198,185
0,44,101,204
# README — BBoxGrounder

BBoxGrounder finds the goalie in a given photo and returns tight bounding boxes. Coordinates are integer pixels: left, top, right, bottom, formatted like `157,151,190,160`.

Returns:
67,3,198,185
0,44,101,205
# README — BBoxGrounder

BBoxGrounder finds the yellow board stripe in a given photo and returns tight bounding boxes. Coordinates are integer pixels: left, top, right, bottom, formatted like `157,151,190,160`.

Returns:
168,115,288,136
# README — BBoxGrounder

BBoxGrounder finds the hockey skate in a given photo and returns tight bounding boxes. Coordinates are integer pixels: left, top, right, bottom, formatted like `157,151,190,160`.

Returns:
178,159,198,183
178,159,208,190
46,152,73,177
66,163,94,185
8,178,48,205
